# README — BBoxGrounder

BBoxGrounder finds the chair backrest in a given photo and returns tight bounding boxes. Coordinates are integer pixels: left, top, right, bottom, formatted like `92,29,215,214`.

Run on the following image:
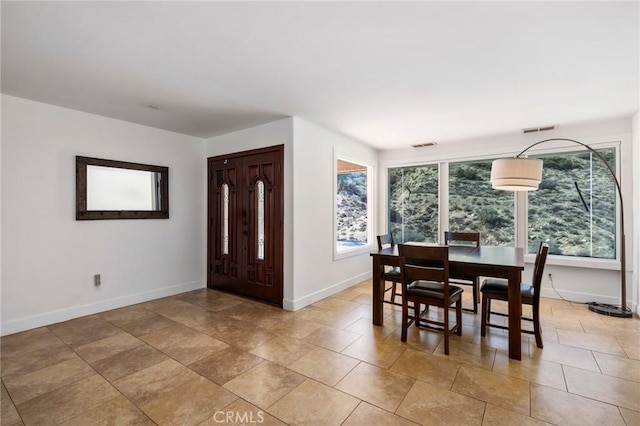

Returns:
398,244,449,289
444,231,480,247
377,233,395,250
531,242,550,304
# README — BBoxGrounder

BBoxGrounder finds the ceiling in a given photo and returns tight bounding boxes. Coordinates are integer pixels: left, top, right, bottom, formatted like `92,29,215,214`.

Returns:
2,1,638,150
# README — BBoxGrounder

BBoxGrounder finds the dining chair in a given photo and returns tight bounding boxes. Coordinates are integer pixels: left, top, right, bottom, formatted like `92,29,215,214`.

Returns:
444,231,481,314
377,233,402,306
480,242,549,348
398,244,463,355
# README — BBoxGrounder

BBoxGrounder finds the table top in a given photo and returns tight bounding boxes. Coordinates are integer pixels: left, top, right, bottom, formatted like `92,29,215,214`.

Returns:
371,243,524,270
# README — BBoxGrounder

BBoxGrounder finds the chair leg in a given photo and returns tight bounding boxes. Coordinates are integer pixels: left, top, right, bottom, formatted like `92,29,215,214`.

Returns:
472,278,479,314
401,297,409,342
481,293,488,337
391,281,397,304
533,303,543,348
456,299,462,336
443,302,450,355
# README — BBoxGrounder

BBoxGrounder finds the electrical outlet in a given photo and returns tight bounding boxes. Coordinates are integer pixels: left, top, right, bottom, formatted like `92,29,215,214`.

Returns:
94,274,101,290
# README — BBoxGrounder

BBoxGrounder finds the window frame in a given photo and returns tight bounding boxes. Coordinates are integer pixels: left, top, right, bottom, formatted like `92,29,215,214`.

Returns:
447,157,516,247
386,162,441,244
379,141,621,270
334,154,376,260
519,141,621,269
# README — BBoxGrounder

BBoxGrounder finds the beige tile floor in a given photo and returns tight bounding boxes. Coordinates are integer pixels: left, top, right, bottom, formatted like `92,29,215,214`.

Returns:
1,281,639,425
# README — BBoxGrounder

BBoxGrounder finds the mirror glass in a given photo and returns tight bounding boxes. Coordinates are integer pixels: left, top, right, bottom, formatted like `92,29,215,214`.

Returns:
76,156,169,220
87,165,160,211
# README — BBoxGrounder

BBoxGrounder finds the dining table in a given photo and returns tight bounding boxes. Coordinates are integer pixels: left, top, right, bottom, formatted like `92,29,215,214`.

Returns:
371,243,525,360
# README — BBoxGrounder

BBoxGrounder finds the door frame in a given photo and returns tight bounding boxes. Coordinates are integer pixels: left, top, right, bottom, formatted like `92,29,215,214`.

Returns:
207,144,284,306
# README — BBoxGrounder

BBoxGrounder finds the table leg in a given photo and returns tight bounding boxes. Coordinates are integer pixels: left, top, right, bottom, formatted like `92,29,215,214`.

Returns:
372,256,384,326
507,269,522,360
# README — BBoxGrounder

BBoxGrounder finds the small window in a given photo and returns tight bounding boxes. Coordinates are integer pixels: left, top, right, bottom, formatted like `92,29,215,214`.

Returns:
336,158,372,255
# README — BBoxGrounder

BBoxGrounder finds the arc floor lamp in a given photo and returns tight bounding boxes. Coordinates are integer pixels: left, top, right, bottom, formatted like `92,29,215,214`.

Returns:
490,138,632,318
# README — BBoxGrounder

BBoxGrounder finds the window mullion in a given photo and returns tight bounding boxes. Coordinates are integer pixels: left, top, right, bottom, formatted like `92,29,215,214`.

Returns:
439,162,449,244
515,190,527,250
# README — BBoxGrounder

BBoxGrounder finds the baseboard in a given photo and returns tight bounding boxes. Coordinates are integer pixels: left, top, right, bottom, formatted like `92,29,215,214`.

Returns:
283,271,371,311
1,281,205,336
540,286,635,308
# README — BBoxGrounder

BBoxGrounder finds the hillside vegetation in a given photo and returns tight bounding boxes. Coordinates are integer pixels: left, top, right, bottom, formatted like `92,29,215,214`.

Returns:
336,149,615,258
528,149,616,258
336,171,368,244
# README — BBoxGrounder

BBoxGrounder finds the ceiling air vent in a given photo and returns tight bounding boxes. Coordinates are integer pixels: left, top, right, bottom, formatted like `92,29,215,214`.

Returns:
522,125,556,134
411,142,438,148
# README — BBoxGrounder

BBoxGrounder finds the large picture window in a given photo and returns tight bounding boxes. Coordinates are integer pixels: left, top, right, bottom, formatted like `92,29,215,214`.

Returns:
527,148,616,259
388,165,438,243
336,159,372,254
449,160,515,246
384,143,619,263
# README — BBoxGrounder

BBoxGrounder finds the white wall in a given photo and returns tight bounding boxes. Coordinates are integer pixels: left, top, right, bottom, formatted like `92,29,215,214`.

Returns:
1,95,206,335
289,118,377,309
205,118,295,303
633,110,639,315
379,118,636,310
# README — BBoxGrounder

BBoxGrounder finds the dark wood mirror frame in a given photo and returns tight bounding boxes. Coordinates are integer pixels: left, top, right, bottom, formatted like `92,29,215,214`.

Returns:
76,156,169,220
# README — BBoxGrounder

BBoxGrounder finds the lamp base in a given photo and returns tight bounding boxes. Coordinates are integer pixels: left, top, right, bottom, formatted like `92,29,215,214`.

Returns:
587,302,633,318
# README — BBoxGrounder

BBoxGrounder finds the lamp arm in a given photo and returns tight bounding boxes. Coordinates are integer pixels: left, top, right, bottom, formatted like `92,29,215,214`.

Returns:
517,138,627,312
516,138,622,204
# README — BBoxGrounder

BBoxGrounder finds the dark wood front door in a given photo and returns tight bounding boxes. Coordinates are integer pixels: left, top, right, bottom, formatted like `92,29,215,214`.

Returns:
208,145,284,305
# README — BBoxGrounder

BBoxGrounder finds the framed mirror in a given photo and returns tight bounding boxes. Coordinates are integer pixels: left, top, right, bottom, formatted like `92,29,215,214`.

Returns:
76,156,169,220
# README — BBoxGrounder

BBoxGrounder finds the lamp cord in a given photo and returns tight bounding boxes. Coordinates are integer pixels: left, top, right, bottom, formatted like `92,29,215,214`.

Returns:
547,274,569,302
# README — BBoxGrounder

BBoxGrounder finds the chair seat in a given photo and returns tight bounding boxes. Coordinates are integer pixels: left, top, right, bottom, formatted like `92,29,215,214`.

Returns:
383,266,401,281
481,278,534,300
407,280,463,299
450,275,476,283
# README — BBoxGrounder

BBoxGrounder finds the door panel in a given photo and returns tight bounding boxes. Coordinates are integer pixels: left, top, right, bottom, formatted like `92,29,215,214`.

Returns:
209,158,239,289
243,151,279,301
208,146,283,305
